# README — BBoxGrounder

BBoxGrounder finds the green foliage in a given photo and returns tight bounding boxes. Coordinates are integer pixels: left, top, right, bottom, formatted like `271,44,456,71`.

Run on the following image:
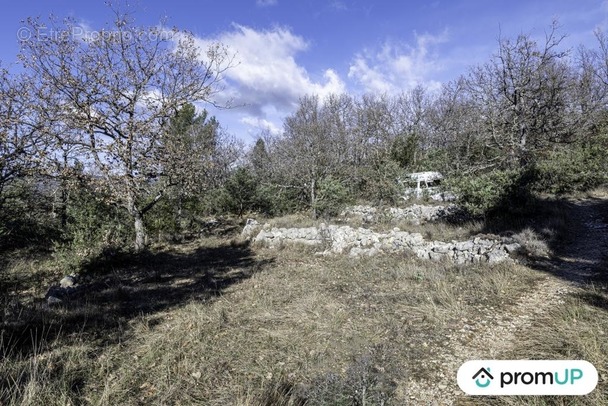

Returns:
222,167,260,216
357,160,403,205
313,176,352,218
199,187,232,216
251,138,270,179
145,195,184,242
532,136,608,194
164,103,219,197
54,186,132,271
390,133,419,169
187,168,286,217
449,169,529,217
256,184,303,216
0,178,59,252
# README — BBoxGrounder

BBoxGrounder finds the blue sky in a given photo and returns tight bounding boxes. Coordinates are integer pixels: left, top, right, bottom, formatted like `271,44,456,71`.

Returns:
1,1,607,143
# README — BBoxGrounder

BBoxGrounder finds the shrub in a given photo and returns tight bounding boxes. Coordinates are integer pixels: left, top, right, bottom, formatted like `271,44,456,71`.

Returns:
222,167,260,216
357,160,403,205
532,138,608,194
53,185,132,271
0,177,60,252
313,176,352,218
251,183,304,216
449,169,529,217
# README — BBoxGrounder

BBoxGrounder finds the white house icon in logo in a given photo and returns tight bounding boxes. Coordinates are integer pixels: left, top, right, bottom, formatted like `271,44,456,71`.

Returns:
472,367,494,388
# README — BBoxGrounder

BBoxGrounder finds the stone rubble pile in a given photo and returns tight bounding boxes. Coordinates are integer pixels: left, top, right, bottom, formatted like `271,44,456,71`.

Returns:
243,220,520,264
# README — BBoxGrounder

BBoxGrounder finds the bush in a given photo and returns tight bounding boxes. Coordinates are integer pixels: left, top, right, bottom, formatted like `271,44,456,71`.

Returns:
357,160,403,205
254,183,302,216
449,169,529,217
313,176,352,218
145,194,189,242
222,167,260,216
0,177,60,252
532,138,608,194
53,185,132,271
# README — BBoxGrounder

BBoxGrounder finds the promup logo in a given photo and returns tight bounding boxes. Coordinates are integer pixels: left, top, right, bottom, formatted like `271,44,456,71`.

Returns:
458,360,598,395
472,367,494,388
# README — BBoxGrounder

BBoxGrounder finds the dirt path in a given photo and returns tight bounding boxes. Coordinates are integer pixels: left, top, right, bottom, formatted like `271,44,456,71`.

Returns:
402,198,608,405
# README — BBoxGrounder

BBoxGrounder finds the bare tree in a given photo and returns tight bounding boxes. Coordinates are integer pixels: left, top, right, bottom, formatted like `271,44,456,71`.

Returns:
463,21,572,167
0,67,50,210
19,7,233,251
280,95,332,218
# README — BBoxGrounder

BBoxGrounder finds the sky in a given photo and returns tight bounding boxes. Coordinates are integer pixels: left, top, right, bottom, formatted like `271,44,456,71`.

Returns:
1,0,607,143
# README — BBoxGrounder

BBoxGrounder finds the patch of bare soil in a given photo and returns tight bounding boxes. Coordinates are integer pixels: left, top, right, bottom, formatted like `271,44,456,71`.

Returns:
401,197,608,405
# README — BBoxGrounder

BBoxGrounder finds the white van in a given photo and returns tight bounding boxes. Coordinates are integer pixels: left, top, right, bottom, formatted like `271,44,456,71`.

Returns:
401,171,455,201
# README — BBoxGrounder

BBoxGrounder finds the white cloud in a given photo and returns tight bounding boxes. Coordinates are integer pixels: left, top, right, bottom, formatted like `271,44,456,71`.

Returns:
191,24,345,138
256,0,277,7
330,1,347,11
348,30,449,94
240,115,282,135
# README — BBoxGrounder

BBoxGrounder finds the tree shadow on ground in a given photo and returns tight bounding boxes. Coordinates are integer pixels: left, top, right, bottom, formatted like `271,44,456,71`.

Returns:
476,190,608,309
507,198,607,282
1,239,274,358
440,172,608,309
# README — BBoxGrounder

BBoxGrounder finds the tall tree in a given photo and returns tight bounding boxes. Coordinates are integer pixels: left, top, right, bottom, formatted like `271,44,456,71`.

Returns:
464,21,572,167
19,7,233,251
281,95,334,218
160,103,219,231
250,137,270,180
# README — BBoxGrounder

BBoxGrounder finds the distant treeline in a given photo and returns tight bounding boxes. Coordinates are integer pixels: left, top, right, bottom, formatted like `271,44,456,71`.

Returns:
1,13,607,258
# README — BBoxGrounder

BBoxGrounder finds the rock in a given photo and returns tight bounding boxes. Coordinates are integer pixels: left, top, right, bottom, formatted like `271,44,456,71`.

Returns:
454,254,469,264
60,275,77,288
486,249,509,264
415,248,430,259
455,240,474,251
341,204,457,225
429,252,446,261
349,247,364,257
477,239,494,249
47,296,63,305
432,242,452,253
503,243,521,253
251,210,518,265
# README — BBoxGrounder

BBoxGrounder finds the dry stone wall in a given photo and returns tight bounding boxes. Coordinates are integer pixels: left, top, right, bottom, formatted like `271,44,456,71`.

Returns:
244,220,521,264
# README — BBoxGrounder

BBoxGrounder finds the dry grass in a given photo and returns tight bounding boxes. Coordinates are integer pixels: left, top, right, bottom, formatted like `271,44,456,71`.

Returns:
265,213,322,229
1,236,541,405
512,228,551,258
460,282,608,406
2,195,606,405
93,252,538,405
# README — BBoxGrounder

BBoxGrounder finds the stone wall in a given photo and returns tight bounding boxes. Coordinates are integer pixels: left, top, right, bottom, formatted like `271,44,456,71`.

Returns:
245,221,520,264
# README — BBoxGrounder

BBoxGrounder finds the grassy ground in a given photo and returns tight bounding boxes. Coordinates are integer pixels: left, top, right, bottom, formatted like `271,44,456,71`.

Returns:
1,193,606,405
1,245,540,405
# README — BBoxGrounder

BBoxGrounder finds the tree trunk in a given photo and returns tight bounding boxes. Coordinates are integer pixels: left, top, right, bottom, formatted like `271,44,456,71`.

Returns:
310,177,317,219
127,195,148,253
133,210,147,253
60,149,69,229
